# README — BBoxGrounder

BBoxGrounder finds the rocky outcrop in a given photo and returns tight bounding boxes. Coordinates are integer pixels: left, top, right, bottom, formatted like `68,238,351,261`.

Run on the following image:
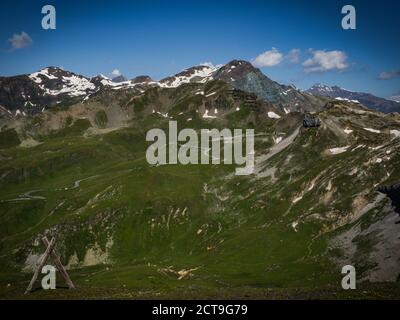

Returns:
378,183,400,217
213,60,326,113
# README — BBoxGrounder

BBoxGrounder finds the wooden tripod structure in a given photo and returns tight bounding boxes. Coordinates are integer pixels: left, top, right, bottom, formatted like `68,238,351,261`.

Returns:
25,236,75,294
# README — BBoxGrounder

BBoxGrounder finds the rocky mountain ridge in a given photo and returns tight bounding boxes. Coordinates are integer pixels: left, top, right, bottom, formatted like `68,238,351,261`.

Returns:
306,83,400,114
0,60,327,116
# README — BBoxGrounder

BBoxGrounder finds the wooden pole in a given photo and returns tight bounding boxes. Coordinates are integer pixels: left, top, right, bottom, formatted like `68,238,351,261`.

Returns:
42,237,75,289
24,237,56,294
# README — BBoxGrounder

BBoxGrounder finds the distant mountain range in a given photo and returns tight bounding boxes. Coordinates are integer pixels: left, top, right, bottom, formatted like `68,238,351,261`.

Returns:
305,84,400,114
0,60,325,116
1,61,398,116
390,95,400,103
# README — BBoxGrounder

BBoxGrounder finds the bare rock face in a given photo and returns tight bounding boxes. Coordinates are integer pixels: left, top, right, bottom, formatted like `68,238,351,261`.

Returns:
303,114,321,127
213,60,325,113
379,184,400,217
0,75,46,114
0,105,13,129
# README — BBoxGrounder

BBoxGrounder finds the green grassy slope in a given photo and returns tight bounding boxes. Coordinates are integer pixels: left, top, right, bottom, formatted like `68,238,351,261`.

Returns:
0,90,399,299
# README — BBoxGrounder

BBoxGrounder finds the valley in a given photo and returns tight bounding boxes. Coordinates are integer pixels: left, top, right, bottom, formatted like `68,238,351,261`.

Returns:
0,61,400,299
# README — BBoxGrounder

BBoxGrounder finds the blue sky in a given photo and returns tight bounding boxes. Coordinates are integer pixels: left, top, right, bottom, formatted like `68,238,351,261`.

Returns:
0,0,399,98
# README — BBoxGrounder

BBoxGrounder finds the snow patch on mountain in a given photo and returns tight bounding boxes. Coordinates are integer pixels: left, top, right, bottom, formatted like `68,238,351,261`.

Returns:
389,95,400,103
273,136,283,144
29,68,58,83
292,195,303,203
329,146,350,154
29,68,96,97
390,129,400,138
49,76,94,96
363,128,381,134
267,111,281,119
202,109,217,119
335,97,359,103
160,65,219,88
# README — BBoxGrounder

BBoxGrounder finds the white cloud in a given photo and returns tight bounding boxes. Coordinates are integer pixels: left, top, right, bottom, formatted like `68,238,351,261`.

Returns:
303,50,348,72
8,31,33,50
378,70,400,80
111,69,122,77
287,49,301,63
252,48,283,68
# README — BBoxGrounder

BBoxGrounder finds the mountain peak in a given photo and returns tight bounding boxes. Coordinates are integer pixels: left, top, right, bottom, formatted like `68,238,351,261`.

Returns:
212,60,324,113
226,59,252,66
92,74,110,80
112,75,128,83
132,75,153,84
159,64,217,88
310,83,352,92
309,83,335,92
29,66,88,83
46,66,64,71
217,60,257,73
